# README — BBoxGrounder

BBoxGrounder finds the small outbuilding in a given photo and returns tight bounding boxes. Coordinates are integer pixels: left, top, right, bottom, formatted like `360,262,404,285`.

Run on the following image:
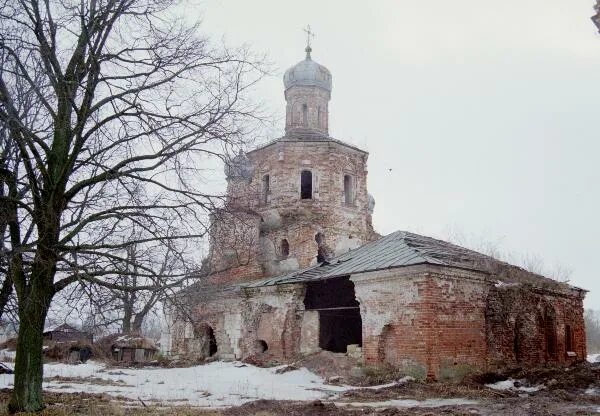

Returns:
43,323,93,343
108,334,158,363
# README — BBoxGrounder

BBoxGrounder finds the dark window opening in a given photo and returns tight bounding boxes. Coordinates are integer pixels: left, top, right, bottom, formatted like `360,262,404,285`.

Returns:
262,175,270,205
301,170,312,199
513,318,523,363
302,103,308,126
544,307,557,361
280,239,289,258
344,175,354,205
255,339,268,353
304,277,362,353
565,324,574,352
315,232,329,263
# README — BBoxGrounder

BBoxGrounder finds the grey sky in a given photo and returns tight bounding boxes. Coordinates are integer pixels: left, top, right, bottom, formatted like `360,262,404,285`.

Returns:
195,0,600,308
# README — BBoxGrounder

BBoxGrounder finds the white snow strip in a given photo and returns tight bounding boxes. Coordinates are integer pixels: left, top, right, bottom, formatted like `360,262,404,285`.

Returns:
359,376,414,390
485,378,543,393
0,349,16,361
587,354,600,363
0,360,352,407
337,398,478,409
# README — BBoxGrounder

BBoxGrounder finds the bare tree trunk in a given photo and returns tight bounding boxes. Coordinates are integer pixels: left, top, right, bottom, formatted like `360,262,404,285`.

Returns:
122,295,133,334
131,313,144,334
8,287,51,413
0,276,13,321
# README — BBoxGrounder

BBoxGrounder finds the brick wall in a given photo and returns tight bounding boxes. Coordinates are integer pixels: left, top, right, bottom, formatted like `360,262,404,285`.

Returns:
208,138,376,285
485,284,586,368
353,265,585,380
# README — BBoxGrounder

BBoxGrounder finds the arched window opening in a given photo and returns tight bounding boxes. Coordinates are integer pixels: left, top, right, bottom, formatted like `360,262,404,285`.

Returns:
317,106,322,128
255,339,268,353
379,324,399,365
315,232,329,263
280,239,289,259
513,318,523,363
262,174,270,205
544,307,557,361
344,175,354,206
565,324,574,352
302,103,308,126
301,170,312,199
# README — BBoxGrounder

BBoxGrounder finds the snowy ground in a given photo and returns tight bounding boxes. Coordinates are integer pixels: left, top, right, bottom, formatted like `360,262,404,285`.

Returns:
0,360,351,407
0,353,597,411
0,358,483,410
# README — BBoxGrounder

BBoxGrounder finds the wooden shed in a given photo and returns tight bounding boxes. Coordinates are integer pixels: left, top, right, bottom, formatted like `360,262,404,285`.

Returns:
109,334,158,363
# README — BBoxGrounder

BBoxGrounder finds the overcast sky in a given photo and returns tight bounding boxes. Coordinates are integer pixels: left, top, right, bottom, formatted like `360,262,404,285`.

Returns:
193,0,600,308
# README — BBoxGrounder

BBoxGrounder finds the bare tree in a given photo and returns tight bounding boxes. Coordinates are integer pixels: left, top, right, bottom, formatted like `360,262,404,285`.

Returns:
77,225,191,335
592,0,600,33
0,0,266,411
444,226,572,282
585,309,600,354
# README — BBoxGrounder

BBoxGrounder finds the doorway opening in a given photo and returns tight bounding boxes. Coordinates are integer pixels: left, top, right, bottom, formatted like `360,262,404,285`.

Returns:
195,324,218,357
304,277,362,353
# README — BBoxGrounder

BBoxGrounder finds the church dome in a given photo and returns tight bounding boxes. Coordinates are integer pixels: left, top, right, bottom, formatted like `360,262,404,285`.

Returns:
224,150,253,180
283,46,332,92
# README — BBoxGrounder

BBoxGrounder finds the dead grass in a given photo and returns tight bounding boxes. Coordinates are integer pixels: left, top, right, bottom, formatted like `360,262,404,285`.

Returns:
43,375,132,387
0,390,221,416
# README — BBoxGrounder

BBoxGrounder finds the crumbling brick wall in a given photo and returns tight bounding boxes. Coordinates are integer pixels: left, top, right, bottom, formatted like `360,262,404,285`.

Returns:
353,265,585,380
208,138,376,286
239,284,305,359
354,266,488,380
485,284,586,368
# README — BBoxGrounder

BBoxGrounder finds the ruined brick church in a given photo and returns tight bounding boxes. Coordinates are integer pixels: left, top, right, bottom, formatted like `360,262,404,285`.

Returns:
169,42,587,380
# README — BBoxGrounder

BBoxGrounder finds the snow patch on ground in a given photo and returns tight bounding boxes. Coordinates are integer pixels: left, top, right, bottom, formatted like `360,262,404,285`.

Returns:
0,360,418,408
0,349,16,362
0,361,477,409
587,354,600,363
485,378,543,393
352,376,414,391
337,398,478,409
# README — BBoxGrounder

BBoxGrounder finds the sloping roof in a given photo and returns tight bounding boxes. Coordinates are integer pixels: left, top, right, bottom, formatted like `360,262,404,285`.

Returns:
247,135,367,155
108,334,157,350
243,231,581,292
43,323,83,334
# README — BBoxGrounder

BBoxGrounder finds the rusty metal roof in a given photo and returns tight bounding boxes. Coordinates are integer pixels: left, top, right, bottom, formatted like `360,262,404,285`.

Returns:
243,231,578,291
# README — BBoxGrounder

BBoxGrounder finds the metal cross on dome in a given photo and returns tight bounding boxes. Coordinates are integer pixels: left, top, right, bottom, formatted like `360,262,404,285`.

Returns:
303,25,315,48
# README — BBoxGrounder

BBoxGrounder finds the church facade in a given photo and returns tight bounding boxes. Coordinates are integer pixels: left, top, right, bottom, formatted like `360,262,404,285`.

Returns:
169,43,587,380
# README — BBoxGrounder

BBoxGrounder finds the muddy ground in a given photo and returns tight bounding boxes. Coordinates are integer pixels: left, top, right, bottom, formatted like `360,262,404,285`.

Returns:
1,376,599,415
1,360,599,415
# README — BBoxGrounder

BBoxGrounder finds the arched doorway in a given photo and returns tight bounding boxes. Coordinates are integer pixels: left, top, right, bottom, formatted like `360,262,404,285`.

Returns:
379,324,399,366
194,324,218,358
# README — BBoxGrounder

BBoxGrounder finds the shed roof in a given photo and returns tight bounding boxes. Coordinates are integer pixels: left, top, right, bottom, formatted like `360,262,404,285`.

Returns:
243,231,581,292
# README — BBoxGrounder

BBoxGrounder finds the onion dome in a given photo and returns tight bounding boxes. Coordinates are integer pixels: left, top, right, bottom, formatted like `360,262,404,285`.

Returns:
224,150,253,180
283,46,332,92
